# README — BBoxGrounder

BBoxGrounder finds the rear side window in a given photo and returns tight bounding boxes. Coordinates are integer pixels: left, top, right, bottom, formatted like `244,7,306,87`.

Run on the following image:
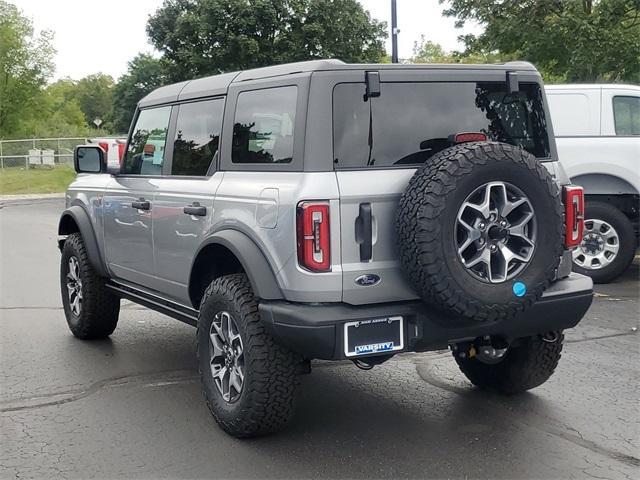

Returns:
171,98,224,176
333,82,550,168
122,106,172,175
613,96,640,135
232,86,297,164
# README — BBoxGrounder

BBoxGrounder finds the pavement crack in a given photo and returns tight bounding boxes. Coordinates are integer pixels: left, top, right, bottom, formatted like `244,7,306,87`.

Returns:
415,361,640,469
0,370,198,413
566,331,638,344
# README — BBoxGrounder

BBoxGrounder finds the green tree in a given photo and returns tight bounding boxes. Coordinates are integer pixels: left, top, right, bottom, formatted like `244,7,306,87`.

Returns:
112,54,170,133
412,37,452,63
441,0,640,83
146,0,387,80
411,36,509,65
75,73,115,129
0,1,55,137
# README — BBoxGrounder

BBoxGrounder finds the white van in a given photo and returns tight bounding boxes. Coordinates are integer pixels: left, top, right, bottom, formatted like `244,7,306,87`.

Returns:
546,84,639,283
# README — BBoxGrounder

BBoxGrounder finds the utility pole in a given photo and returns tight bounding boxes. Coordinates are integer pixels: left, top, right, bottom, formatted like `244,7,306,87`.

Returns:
391,0,399,63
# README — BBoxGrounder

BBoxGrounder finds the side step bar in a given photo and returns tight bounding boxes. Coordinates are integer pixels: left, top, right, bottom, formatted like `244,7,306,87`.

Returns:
106,281,199,327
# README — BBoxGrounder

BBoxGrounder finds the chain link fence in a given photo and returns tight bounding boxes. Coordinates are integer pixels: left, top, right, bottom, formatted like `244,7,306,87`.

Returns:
0,137,88,169
0,137,119,196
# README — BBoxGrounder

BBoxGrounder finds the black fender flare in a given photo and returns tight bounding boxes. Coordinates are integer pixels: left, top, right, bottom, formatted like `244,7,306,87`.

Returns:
58,206,108,277
193,229,283,300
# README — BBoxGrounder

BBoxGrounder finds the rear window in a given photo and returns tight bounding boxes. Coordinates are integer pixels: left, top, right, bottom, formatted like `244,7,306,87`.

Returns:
613,96,640,135
333,82,550,168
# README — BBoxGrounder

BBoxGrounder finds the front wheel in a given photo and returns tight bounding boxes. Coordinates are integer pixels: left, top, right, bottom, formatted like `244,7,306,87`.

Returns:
572,202,636,283
453,333,564,394
60,233,120,339
197,274,301,438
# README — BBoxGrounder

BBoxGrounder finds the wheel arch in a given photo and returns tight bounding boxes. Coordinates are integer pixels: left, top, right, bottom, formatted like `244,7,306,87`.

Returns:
188,230,283,309
58,206,107,277
571,173,638,196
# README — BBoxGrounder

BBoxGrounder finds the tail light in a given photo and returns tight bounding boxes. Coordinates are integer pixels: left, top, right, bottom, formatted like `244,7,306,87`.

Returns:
98,142,109,153
117,143,126,163
297,202,331,272
563,186,585,248
449,132,488,144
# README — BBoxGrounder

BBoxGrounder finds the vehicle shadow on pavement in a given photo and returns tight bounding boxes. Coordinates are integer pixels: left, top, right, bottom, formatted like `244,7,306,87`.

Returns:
234,357,638,479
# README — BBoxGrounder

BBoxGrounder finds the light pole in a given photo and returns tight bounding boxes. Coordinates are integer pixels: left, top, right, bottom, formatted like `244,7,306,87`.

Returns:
391,0,399,63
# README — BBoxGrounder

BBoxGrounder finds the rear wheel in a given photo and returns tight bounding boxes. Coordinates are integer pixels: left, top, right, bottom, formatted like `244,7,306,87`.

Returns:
197,274,301,438
60,233,120,339
453,333,564,394
572,202,636,283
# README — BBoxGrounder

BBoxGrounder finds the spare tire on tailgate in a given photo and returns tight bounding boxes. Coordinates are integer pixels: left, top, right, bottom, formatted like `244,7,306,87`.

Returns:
396,142,563,322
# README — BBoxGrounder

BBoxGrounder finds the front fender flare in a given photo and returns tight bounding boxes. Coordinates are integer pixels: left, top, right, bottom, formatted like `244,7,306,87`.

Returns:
58,206,107,277
194,230,283,300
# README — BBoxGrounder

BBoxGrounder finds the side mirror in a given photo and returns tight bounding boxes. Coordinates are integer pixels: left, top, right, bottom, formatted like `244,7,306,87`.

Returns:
74,145,106,174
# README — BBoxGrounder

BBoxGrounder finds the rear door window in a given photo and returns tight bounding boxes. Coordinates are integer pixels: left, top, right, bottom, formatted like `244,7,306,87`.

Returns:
171,98,224,176
613,96,640,135
122,106,172,175
333,82,550,168
232,86,297,164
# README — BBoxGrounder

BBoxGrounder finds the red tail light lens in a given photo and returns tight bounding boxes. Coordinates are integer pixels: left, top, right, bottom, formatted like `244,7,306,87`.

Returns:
450,132,488,144
117,143,126,163
564,186,585,248
297,202,331,272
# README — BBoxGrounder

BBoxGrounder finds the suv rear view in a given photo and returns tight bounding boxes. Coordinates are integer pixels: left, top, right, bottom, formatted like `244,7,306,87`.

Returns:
60,60,593,438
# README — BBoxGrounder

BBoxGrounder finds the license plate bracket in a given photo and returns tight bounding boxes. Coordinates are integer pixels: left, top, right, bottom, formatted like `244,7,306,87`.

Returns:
344,316,404,357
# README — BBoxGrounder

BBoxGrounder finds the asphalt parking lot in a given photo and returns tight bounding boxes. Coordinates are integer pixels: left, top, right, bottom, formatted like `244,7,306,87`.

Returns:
1,198,638,479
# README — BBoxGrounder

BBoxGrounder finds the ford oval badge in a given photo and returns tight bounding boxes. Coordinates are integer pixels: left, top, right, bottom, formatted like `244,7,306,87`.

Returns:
355,274,381,287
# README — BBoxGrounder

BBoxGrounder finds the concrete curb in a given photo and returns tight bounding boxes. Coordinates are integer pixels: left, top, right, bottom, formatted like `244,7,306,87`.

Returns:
0,193,65,202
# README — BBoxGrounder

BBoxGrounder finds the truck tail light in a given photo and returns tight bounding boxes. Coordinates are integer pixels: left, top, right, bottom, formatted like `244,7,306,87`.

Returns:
564,186,585,248
297,202,331,272
117,143,126,163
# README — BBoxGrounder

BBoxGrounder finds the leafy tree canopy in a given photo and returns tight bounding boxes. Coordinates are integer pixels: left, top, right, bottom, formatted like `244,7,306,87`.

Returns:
147,0,387,80
411,36,511,65
0,0,54,137
75,73,115,129
441,0,640,83
112,54,171,133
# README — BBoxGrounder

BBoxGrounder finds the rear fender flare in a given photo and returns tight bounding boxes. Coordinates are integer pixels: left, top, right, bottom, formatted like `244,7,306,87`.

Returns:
193,230,283,300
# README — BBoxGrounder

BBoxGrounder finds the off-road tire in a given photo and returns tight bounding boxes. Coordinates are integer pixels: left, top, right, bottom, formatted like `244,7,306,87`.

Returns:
454,333,564,394
396,142,564,322
197,274,300,438
60,233,120,339
572,202,636,284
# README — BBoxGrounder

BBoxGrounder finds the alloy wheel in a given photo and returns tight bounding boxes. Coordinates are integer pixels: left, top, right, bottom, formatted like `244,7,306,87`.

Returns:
66,256,83,316
455,181,537,283
209,311,245,403
572,219,620,270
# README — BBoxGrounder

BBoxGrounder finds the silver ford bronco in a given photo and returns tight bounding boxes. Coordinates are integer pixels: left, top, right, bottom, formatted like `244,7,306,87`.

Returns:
59,60,593,437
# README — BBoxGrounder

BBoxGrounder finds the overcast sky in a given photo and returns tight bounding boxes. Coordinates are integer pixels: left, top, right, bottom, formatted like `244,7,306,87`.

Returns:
12,0,482,81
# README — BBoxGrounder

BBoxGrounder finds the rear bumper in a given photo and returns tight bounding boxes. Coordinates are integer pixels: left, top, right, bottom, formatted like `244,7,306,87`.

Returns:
259,273,593,360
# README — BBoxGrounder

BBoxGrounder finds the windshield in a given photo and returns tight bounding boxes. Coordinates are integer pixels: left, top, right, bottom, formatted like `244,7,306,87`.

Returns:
333,81,550,168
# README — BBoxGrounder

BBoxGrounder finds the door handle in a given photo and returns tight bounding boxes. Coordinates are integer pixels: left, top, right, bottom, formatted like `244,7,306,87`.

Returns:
131,199,150,210
355,203,373,262
183,202,207,216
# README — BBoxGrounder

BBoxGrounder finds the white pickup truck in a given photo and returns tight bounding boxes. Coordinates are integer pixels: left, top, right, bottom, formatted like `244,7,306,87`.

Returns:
546,84,639,283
